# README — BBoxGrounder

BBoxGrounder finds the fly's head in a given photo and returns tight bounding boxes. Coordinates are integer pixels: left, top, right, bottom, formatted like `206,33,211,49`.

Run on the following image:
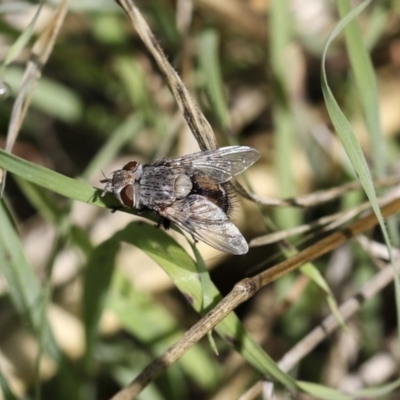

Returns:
101,161,143,208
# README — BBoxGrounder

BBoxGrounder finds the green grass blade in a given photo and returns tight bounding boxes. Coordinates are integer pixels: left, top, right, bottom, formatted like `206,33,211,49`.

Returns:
337,0,385,178
270,0,301,230
198,29,231,131
0,367,19,400
0,201,59,361
0,148,109,208
322,0,400,357
1,1,44,68
321,1,391,256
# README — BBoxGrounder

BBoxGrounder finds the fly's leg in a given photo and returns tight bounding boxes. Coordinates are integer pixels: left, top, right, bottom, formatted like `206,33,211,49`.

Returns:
191,234,198,244
157,217,171,230
150,207,170,230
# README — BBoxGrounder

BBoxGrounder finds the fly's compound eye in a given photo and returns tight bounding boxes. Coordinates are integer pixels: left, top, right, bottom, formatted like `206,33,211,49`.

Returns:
122,161,138,171
120,185,134,207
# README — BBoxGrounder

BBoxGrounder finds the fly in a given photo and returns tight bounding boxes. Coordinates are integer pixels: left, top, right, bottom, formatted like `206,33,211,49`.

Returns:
101,146,260,254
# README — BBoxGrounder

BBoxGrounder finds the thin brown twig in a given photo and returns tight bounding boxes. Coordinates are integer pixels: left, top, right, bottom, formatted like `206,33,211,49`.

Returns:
110,196,400,400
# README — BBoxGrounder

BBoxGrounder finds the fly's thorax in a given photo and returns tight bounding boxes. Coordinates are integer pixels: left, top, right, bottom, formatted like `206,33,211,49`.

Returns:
137,166,194,209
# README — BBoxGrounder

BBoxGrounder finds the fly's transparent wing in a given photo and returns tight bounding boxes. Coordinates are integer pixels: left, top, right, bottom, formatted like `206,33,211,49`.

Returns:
156,146,260,184
160,194,248,254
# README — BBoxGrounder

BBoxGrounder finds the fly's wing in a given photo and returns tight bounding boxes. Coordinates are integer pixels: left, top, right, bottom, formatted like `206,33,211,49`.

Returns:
159,194,248,254
156,146,260,184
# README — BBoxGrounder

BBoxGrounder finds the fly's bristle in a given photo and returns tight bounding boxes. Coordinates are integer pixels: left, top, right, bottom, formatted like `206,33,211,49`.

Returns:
222,182,238,219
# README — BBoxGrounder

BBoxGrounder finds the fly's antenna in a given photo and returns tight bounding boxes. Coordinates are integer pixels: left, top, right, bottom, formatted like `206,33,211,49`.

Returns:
100,170,109,183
